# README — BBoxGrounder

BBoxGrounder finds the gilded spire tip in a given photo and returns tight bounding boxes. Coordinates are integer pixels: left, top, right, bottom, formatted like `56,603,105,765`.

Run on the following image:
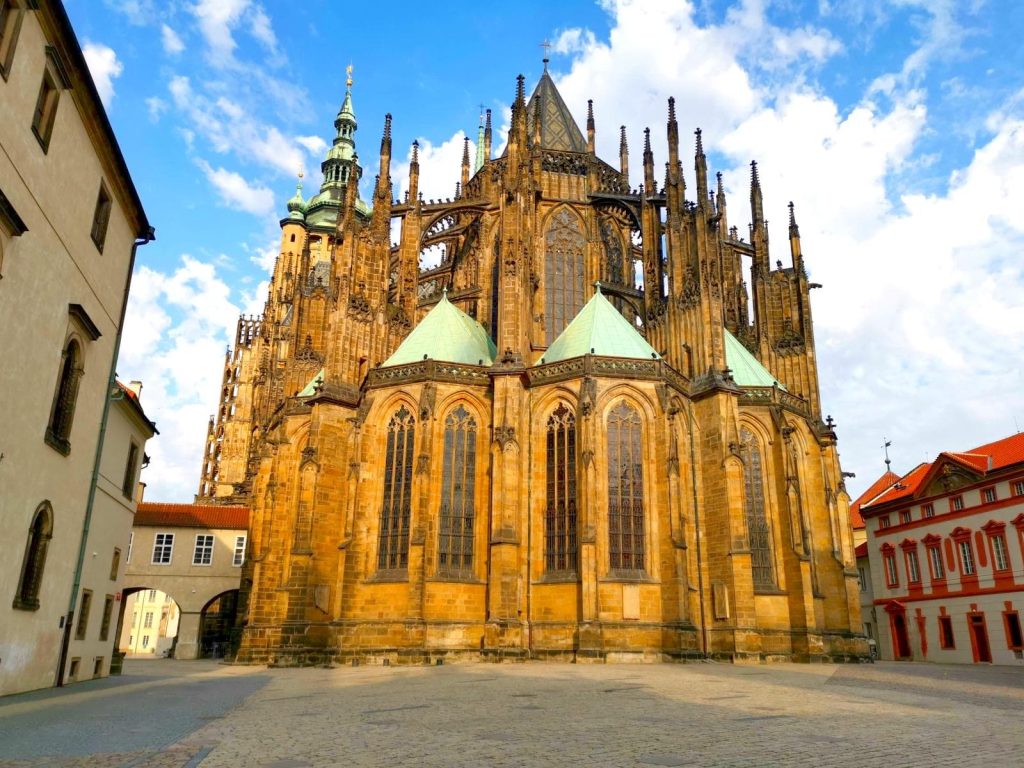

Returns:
345,63,353,89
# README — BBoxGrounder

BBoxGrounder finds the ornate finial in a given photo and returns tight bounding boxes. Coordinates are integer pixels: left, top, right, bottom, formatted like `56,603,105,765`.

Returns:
540,39,552,68
442,286,448,299
668,96,676,123
346,63,353,89
883,438,892,472
750,160,760,185
620,125,627,149
485,108,492,130
384,113,392,140
594,280,602,293
411,139,419,163
788,200,799,231
643,127,651,152
515,74,525,106
695,127,703,155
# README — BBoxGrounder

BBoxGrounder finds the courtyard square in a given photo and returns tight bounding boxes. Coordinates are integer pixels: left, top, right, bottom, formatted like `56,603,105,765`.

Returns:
1,659,1022,767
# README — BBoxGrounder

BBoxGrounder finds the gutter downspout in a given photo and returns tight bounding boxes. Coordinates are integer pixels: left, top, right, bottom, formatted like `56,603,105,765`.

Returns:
56,227,155,686
685,401,709,658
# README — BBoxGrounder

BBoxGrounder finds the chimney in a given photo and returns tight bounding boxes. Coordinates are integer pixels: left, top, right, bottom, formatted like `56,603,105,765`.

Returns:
127,380,143,399
135,481,146,504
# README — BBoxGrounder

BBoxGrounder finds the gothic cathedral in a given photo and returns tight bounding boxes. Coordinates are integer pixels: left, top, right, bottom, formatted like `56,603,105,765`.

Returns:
199,63,867,663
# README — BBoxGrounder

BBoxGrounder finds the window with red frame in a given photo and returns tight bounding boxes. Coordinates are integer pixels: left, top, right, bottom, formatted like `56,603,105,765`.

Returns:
926,544,944,580
982,487,997,504
992,534,1010,572
922,503,934,518
899,510,912,525
883,550,899,587
951,496,963,511
938,615,955,649
958,539,976,575
1005,612,1023,651
1014,480,1024,497
905,549,921,583
879,516,891,530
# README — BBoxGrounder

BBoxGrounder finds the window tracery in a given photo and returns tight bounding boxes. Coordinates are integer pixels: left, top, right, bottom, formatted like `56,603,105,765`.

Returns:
378,405,415,571
740,427,776,590
438,405,477,575
607,402,645,572
545,404,577,572
544,209,585,345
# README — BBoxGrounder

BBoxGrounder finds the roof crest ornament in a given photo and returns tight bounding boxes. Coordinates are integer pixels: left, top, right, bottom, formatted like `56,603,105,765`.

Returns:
346,63,353,89
540,38,552,69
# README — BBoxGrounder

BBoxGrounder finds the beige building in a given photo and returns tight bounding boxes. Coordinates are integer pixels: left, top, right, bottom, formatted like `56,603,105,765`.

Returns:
0,2,152,695
861,432,1024,665
120,503,248,660
118,588,180,658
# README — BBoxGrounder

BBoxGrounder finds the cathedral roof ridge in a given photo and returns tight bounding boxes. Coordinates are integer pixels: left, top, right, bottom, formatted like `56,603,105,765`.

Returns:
381,292,497,368
540,287,660,365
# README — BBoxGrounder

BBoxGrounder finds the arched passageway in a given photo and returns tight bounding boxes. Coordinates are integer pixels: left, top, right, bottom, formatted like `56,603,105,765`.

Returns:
198,590,240,659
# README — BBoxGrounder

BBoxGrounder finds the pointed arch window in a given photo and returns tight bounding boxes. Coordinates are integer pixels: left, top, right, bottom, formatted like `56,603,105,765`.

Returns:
14,502,52,610
45,338,83,454
378,406,415,571
438,406,477,575
608,402,645,572
545,404,578,573
740,427,776,590
544,209,585,345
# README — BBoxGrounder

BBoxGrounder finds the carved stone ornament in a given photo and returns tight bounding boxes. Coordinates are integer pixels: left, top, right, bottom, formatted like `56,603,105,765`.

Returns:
352,395,374,428
416,453,430,475
493,425,517,450
348,292,373,321
419,382,437,420
300,445,317,466
579,377,597,417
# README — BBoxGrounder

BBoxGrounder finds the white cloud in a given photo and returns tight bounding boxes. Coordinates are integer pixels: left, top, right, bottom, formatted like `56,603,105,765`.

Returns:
161,24,185,55
196,159,275,216
296,135,328,156
145,96,168,121
82,42,123,107
189,0,280,68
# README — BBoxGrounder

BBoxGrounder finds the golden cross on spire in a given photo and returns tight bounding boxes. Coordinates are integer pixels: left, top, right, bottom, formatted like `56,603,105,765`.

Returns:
346,64,353,88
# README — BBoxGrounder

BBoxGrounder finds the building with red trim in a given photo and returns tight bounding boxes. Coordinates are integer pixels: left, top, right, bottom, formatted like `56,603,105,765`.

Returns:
860,432,1024,665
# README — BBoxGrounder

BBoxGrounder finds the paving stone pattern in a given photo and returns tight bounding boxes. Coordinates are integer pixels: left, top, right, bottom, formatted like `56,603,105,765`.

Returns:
2,660,1023,767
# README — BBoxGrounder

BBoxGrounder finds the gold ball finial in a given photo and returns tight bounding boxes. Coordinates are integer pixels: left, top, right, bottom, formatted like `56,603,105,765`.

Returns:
346,64,353,89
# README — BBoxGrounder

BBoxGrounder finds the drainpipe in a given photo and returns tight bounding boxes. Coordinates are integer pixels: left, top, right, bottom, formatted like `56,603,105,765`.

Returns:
56,227,155,686
685,401,709,658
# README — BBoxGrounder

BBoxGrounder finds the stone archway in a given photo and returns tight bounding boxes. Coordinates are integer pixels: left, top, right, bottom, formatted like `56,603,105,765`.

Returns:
198,590,240,659
114,586,183,660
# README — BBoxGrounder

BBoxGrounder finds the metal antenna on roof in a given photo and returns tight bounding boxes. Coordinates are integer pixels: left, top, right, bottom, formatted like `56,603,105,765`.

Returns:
883,438,892,473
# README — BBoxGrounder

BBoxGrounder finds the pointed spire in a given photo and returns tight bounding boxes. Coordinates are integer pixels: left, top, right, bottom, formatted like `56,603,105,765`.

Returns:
474,108,486,172
532,94,542,146
695,127,708,205
643,127,655,192
750,160,764,223
484,108,492,161
461,135,470,192
586,99,595,154
408,140,420,202
619,125,629,181
515,74,526,108
716,171,728,233
375,113,392,201
788,200,803,266
666,97,679,166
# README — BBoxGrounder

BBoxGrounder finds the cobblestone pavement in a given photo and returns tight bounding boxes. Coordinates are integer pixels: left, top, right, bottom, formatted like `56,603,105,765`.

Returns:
2,659,1023,767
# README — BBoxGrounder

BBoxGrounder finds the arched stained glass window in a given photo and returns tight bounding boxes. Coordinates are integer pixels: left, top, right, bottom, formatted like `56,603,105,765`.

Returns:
438,406,477,575
545,404,577,572
378,406,415,571
608,402,645,572
740,427,776,590
544,209,585,345
14,502,53,611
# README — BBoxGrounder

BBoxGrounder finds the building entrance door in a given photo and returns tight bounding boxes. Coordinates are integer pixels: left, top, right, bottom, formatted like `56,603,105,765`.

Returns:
969,614,992,663
891,612,911,659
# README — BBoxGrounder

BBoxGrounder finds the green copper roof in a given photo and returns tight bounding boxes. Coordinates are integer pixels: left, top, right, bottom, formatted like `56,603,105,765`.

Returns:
286,180,306,219
298,368,324,397
381,293,497,368
541,285,660,364
526,69,587,153
723,329,786,389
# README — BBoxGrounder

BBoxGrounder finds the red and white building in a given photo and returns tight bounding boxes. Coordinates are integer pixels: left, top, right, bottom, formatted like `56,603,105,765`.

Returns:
860,432,1024,665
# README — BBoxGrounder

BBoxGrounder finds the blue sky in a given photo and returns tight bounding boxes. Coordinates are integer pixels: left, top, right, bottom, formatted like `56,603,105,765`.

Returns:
68,0,1024,502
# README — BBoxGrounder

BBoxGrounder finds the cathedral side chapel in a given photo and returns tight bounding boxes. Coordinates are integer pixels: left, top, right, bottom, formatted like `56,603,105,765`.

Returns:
198,61,867,663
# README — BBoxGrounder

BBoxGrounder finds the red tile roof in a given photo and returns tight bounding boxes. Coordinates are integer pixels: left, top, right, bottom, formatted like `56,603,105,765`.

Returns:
135,502,249,530
849,471,901,529
854,542,868,559
863,432,1024,512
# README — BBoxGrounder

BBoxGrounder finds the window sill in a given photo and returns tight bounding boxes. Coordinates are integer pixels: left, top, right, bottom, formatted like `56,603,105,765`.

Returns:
753,587,788,596
535,572,579,584
12,597,40,612
427,573,485,585
366,570,409,584
601,570,655,583
44,430,70,456
32,125,51,155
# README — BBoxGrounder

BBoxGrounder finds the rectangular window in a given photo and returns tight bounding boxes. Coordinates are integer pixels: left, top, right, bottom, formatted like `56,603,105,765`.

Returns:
982,487,996,504
928,546,944,580
939,615,956,649
884,553,898,587
879,516,890,530
922,503,934,518
906,550,921,584
141,635,149,649
1006,612,1024,650
152,533,174,564
992,535,1010,572
109,547,121,581
69,658,80,680
122,441,139,498
958,540,975,575
144,611,153,628
99,595,114,641
90,181,112,252
899,510,912,525
148,588,156,601
858,566,867,593
31,67,60,152
951,496,963,511
1014,480,1024,497
127,532,134,564
0,0,24,79
76,589,92,640
193,534,214,566
93,657,103,677
233,534,246,566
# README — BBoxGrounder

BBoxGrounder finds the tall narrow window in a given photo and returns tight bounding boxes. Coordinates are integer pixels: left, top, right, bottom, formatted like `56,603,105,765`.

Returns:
437,406,477,576
99,595,114,641
906,549,921,583
192,534,214,565
544,209,585,344
31,65,60,152
91,182,112,252
14,502,52,611
0,0,25,79
378,406,415,571
76,589,92,640
607,402,645,572
958,539,976,575
46,339,83,454
740,428,775,590
122,441,139,498
545,404,577,572
152,533,174,564
232,535,246,566
109,547,121,580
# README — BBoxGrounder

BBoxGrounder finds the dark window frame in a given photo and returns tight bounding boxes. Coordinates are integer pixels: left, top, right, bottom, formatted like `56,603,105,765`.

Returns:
13,502,53,611
545,403,578,573
75,589,92,640
938,615,956,649
0,0,25,82
45,337,84,455
122,440,139,498
543,208,586,345
740,427,776,591
437,405,478,577
377,405,415,572
90,181,112,252
99,594,114,641
607,401,646,573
